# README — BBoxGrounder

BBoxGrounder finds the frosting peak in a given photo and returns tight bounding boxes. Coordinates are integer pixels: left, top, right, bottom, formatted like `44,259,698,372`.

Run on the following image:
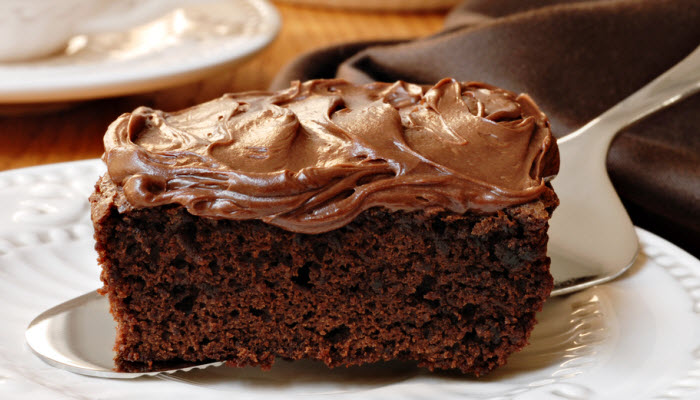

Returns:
104,78,559,233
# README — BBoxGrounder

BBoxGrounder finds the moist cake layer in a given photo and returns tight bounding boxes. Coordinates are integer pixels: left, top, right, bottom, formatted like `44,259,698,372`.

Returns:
92,176,557,375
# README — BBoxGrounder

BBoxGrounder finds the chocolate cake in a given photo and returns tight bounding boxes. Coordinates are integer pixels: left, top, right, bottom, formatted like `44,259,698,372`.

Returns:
91,78,559,376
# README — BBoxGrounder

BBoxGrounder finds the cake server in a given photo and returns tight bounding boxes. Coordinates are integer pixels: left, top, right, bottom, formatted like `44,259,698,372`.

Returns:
25,45,700,378
548,44,700,296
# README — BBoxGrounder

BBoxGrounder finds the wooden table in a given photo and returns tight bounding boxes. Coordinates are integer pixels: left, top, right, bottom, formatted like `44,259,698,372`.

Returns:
0,4,445,171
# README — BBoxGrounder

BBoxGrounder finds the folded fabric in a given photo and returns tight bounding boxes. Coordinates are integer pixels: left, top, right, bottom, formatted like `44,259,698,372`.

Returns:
272,0,700,257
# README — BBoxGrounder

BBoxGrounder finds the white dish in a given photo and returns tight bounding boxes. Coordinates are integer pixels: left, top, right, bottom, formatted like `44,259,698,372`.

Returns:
0,0,280,104
1,159,699,399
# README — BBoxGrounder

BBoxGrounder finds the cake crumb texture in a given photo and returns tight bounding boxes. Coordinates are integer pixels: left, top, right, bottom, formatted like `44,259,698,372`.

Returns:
92,176,557,376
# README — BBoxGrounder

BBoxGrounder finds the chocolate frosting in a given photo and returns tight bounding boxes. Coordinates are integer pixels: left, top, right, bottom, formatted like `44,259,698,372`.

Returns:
103,78,559,234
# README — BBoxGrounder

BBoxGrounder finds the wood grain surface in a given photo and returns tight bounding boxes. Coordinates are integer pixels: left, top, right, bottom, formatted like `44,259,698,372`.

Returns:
0,3,445,171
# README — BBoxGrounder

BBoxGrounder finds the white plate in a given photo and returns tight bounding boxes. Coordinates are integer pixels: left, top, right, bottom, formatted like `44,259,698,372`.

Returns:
0,0,280,104
1,160,699,400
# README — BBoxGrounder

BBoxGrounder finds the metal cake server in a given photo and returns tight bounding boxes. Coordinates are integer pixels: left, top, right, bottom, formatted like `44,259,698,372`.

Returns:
548,44,700,296
26,45,700,378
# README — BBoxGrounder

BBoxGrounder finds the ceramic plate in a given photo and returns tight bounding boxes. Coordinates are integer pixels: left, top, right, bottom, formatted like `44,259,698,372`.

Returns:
0,0,280,104
1,160,699,399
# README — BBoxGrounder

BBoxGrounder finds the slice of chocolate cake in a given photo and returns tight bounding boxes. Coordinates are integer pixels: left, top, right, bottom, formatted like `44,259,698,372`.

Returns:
90,78,559,376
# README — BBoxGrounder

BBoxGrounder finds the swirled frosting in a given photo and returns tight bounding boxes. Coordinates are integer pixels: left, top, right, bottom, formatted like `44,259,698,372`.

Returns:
103,78,559,233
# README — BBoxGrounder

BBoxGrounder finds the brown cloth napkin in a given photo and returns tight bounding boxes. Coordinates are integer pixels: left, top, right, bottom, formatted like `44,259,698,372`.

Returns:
271,0,700,257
